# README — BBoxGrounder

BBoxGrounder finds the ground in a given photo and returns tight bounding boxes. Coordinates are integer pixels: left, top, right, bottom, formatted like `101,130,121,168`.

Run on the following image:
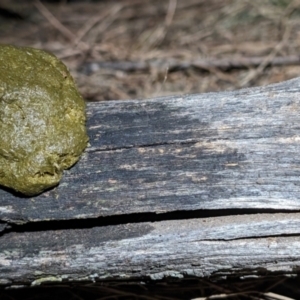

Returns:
1,0,300,102
1,0,300,299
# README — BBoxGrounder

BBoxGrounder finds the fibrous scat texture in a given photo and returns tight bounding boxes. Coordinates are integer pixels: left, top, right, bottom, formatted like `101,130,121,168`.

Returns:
0,45,89,196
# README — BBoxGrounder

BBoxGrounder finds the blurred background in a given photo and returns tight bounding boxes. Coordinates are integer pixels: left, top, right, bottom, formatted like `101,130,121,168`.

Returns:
1,0,300,102
1,0,300,299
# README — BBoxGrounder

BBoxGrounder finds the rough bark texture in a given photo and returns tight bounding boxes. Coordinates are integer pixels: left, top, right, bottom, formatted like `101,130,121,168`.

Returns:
1,78,300,286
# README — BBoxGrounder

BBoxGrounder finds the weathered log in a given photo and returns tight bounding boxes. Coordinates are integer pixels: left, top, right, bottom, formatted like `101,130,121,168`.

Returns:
1,213,300,286
1,77,300,285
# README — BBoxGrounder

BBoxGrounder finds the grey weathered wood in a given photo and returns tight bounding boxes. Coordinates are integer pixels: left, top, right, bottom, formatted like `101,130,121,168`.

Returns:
1,78,300,225
1,77,300,285
1,213,300,285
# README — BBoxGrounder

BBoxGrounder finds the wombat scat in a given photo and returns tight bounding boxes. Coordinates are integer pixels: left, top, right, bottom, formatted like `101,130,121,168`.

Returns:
0,45,89,196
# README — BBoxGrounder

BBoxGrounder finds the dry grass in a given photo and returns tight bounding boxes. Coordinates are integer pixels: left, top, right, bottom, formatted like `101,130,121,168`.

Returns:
1,276,300,300
1,0,300,101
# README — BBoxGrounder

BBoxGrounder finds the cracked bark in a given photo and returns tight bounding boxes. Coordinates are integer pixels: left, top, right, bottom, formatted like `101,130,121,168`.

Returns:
1,77,300,285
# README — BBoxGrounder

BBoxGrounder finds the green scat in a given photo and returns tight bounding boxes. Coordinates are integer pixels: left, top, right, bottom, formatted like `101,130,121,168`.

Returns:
0,44,89,196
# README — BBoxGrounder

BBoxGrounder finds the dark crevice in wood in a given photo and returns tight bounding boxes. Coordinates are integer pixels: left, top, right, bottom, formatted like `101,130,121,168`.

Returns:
86,130,289,153
1,208,299,237
0,220,10,231
86,140,199,152
198,233,300,242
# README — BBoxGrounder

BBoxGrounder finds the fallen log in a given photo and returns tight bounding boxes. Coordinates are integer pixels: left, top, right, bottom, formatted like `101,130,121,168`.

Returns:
1,77,300,286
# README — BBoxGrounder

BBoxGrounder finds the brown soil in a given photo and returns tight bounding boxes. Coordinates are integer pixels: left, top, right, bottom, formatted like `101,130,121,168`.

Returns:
1,0,300,101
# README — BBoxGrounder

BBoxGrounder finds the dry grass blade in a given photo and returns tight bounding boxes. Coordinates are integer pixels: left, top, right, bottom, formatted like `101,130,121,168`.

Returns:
140,0,177,49
263,292,295,300
34,0,76,41
238,0,297,87
73,4,123,47
34,0,89,51
191,291,264,300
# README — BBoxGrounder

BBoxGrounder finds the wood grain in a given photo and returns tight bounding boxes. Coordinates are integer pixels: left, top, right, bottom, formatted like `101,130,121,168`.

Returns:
1,78,300,225
1,213,300,285
1,78,300,285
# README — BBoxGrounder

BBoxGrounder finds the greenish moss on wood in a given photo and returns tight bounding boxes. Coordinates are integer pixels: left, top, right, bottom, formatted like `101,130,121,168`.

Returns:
0,44,88,196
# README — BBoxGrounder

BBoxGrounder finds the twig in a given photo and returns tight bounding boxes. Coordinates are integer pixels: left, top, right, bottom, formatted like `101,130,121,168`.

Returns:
74,4,123,48
140,0,177,49
263,292,295,300
191,291,263,300
238,0,297,87
79,55,300,75
34,0,89,51
165,0,177,26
